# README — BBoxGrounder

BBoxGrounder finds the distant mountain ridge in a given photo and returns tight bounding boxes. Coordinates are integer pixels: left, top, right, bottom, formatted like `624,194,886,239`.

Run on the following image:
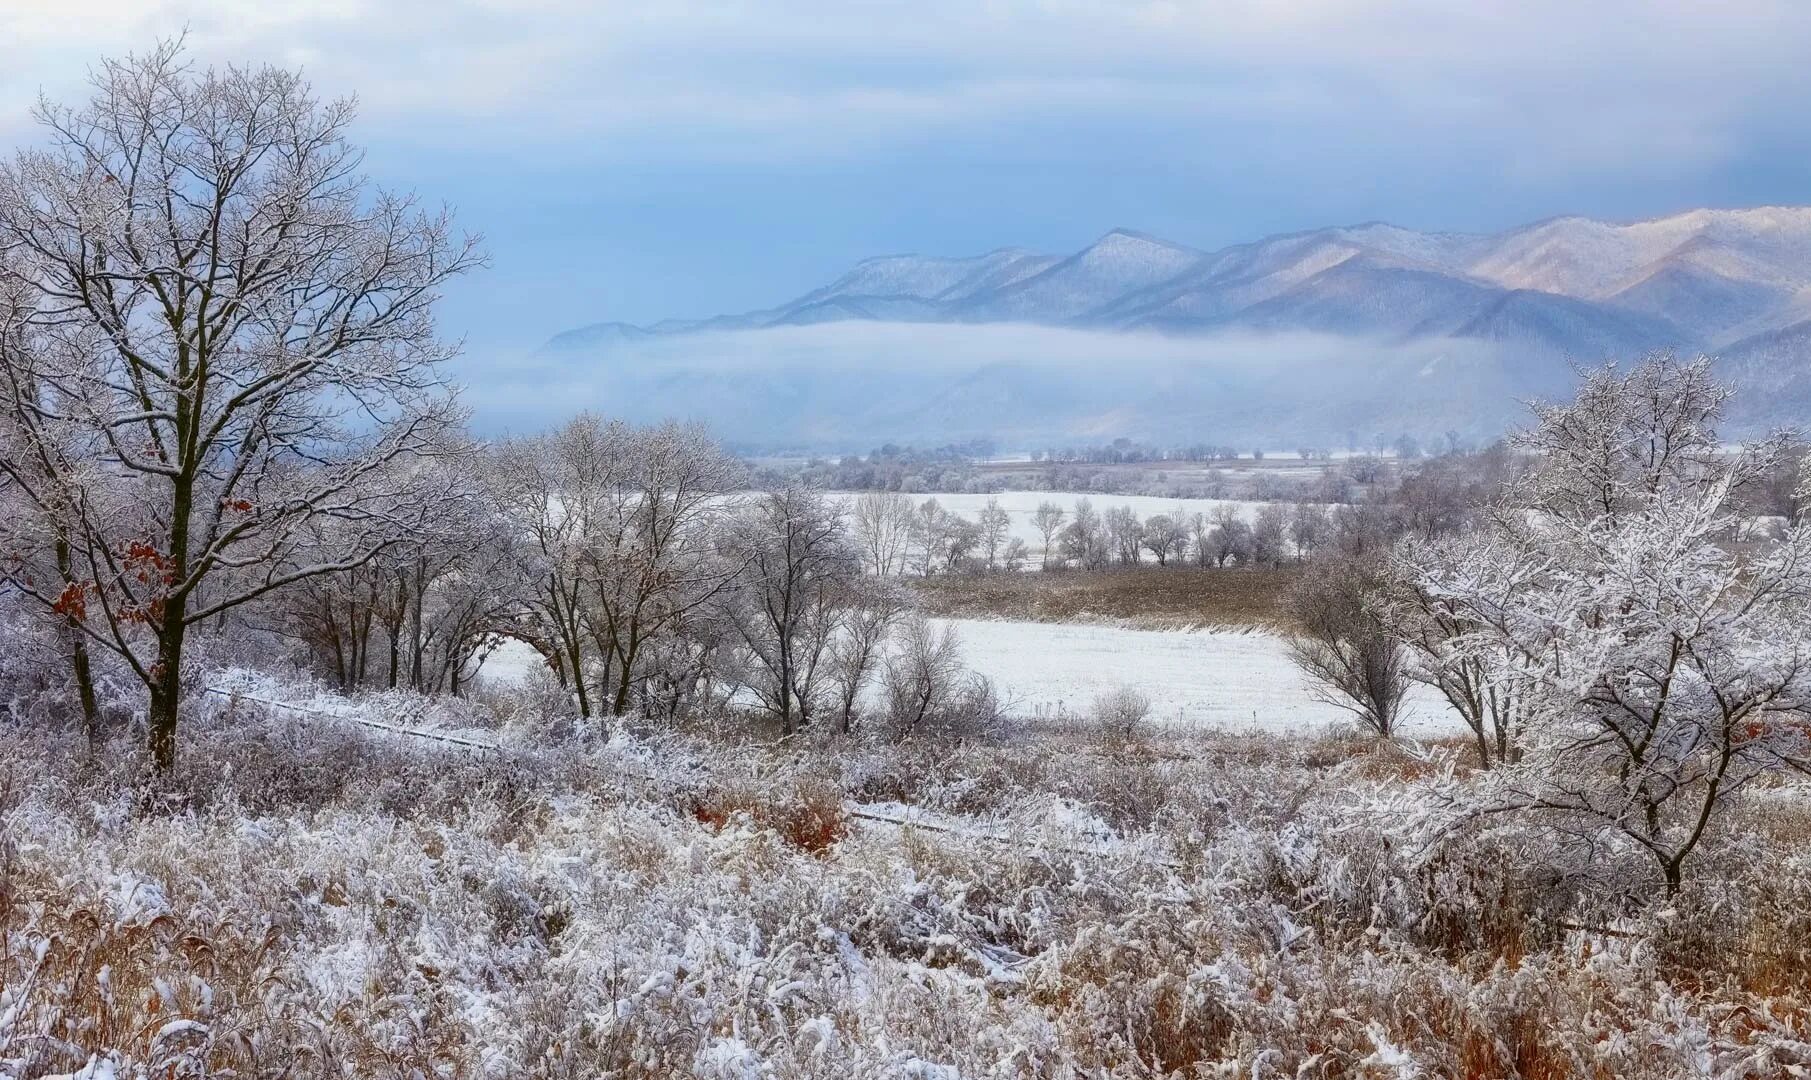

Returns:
547,207,1811,354
530,207,1811,447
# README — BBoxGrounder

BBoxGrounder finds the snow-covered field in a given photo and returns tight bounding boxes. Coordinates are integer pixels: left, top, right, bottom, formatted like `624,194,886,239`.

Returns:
935,617,1459,736
481,620,1462,737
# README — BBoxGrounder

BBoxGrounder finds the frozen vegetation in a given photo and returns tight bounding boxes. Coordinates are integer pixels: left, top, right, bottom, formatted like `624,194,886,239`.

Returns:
6,672,1811,1078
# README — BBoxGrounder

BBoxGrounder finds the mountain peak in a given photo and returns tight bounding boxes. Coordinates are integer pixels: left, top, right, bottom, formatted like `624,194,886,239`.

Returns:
1094,227,1196,251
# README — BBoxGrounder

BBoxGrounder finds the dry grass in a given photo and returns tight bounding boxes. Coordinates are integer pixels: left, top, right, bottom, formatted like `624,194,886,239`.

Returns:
6,697,1811,1077
910,565,1302,629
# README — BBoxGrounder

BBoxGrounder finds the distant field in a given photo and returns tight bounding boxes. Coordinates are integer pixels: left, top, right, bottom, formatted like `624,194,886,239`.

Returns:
934,617,1460,736
911,565,1298,629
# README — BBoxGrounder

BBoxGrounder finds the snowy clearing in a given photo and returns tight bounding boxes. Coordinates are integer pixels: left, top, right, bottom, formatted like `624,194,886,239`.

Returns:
933,617,1461,737
481,622,1463,737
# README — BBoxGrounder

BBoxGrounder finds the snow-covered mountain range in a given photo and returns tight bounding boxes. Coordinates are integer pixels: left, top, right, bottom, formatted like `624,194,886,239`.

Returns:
529,208,1811,446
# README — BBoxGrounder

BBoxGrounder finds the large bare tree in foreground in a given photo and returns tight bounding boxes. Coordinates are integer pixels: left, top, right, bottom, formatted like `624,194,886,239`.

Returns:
0,43,479,769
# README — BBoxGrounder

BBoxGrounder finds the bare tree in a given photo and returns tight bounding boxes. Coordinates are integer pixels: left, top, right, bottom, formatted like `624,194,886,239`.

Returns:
1032,500,1065,569
1288,503,1327,562
881,615,995,740
0,273,103,738
851,490,914,577
825,576,910,734
0,44,479,769
1189,512,1213,568
725,487,859,734
581,421,744,716
977,497,1011,571
1206,506,1253,568
1251,504,1290,566
486,416,618,720
911,498,952,577
1141,513,1186,566
1104,505,1144,566
1284,556,1408,737
1059,498,1110,570
1380,540,1523,768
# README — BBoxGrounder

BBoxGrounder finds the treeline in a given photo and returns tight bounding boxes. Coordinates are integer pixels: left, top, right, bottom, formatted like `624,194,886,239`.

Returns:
842,450,1521,578
779,441,994,494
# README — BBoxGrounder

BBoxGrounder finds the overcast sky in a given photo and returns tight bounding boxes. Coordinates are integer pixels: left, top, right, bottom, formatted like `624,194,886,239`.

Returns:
6,1,1811,364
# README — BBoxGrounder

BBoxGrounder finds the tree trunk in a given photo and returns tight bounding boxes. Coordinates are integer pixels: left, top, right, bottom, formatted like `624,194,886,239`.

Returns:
149,469,194,772
148,616,185,772
70,628,100,742
54,534,100,741
611,633,642,716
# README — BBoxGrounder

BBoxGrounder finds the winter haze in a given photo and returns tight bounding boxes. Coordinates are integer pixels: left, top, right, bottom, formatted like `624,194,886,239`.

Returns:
526,208,1811,446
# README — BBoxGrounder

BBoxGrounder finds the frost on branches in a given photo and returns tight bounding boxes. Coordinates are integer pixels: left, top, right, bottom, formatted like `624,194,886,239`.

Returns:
1393,353,1811,892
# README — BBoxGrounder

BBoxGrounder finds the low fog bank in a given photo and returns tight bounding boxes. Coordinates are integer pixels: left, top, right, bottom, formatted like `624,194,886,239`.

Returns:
459,322,1584,450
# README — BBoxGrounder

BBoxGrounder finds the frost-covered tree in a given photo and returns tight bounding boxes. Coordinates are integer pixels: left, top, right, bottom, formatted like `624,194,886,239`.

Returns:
910,498,952,577
724,487,859,734
1397,354,1811,891
0,44,478,769
1205,506,1253,568
977,497,1011,571
1058,498,1110,570
269,458,494,695
824,576,909,734
881,615,997,740
485,416,617,719
1032,500,1065,569
851,490,914,577
1104,505,1144,566
1288,503,1328,562
579,421,744,716
0,272,105,737
1381,534,1525,769
485,417,743,720
1251,504,1290,566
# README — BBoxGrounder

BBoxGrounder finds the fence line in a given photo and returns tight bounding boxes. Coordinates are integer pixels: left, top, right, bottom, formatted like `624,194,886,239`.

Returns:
202,687,505,752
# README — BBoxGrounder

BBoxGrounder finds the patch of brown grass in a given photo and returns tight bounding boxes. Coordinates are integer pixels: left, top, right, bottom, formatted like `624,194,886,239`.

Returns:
691,776,849,855
910,565,1302,629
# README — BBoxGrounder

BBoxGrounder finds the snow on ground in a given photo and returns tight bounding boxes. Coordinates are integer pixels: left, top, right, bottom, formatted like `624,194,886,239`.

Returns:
935,617,1460,737
476,638,541,685
480,618,1460,736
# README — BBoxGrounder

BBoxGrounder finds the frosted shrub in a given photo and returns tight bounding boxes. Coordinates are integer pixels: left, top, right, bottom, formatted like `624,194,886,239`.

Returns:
1092,686,1152,742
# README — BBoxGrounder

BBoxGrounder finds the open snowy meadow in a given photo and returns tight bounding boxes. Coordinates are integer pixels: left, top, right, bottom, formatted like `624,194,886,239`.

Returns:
933,618,1459,736
484,619,1462,737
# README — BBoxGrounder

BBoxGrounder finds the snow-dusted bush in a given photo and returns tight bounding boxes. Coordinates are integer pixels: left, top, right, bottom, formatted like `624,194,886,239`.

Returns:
1091,685,1152,743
